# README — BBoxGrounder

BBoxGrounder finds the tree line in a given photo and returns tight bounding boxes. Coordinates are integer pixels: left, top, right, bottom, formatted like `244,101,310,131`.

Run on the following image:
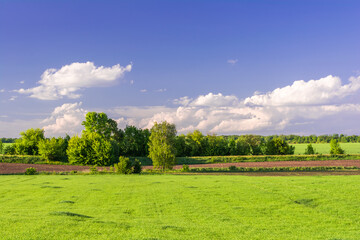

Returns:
0,112,347,169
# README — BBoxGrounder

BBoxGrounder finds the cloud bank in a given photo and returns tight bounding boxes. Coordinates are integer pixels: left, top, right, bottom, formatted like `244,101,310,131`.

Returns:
16,62,132,100
41,75,360,136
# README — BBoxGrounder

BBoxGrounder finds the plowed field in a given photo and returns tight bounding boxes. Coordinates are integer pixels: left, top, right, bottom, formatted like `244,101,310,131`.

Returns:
2,160,360,174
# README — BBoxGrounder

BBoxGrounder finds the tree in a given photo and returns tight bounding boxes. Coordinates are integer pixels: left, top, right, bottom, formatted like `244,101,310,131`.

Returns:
238,135,264,155
330,139,344,154
67,132,118,166
148,121,177,170
120,126,150,156
82,112,121,140
304,143,315,155
185,130,205,156
265,138,295,155
15,128,45,155
38,137,68,162
0,140,2,154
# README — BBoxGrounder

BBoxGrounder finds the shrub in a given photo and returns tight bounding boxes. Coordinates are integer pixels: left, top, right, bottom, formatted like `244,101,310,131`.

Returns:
89,166,98,174
132,159,142,174
229,165,237,171
25,167,37,175
265,138,295,155
115,156,132,174
3,144,16,155
330,139,345,154
181,164,190,172
304,144,315,155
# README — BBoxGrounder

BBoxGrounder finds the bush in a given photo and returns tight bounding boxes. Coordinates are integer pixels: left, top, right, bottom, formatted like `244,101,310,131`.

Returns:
132,159,142,174
330,139,345,154
181,164,190,172
89,166,98,174
3,145,16,155
265,138,295,155
25,167,37,175
115,156,132,174
229,165,237,171
304,144,315,155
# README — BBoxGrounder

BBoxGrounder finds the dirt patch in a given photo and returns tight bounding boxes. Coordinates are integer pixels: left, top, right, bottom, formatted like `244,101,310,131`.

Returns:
2,160,360,175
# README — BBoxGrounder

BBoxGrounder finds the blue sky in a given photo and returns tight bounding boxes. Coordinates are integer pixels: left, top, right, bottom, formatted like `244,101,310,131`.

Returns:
1,0,360,137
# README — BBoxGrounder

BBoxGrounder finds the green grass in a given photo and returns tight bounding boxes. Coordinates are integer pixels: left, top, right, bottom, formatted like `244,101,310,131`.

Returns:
292,143,360,154
1,175,360,239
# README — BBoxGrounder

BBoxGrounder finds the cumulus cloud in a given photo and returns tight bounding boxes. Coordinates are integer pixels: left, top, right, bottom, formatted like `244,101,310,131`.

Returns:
0,89,5,93
16,61,132,100
42,102,87,136
39,74,360,137
9,96,17,101
244,75,360,106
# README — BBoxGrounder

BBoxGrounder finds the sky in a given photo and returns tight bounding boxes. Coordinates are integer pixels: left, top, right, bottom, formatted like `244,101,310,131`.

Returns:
1,0,360,138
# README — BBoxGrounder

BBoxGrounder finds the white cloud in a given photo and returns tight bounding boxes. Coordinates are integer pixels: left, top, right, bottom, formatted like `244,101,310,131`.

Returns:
37,74,360,137
9,96,17,101
140,89,147,93
20,81,25,84
42,102,87,136
189,93,239,107
155,88,167,92
130,80,134,85
16,61,132,100
227,59,238,65
244,75,360,106
0,89,5,93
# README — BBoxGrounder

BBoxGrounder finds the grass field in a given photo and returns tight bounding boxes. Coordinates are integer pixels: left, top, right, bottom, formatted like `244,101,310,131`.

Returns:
292,143,360,154
1,175,360,239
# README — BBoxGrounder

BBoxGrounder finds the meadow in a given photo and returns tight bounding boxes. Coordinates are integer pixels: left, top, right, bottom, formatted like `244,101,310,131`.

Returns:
292,143,360,155
1,175,360,239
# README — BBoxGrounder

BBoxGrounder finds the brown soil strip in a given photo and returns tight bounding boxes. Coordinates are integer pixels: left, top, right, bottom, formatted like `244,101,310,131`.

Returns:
2,159,360,175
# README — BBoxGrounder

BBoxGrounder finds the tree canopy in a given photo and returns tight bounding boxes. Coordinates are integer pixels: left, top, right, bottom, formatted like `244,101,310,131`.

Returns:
148,121,177,170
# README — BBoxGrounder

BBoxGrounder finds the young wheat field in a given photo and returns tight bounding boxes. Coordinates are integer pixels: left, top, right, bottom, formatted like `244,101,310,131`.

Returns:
1,174,360,239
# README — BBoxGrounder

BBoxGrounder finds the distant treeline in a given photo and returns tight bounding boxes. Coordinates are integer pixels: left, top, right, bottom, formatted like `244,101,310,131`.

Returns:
0,138,17,143
256,134,360,144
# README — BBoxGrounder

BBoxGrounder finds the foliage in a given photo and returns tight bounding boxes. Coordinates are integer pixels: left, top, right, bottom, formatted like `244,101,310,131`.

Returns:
265,138,295,155
330,139,345,154
120,126,150,156
82,112,121,140
181,164,190,172
15,128,45,155
304,143,315,155
24,167,37,175
67,132,118,166
148,121,177,170
132,159,142,174
0,140,2,154
115,156,132,174
89,166,98,174
38,137,69,162
3,144,16,155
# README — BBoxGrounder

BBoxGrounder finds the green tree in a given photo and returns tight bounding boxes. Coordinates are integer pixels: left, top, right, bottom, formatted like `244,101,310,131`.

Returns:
15,128,45,155
238,135,264,155
82,112,121,140
148,121,177,170
38,137,68,162
330,139,345,154
265,138,295,155
0,140,3,154
185,130,205,156
120,126,150,156
67,132,118,166
304,143,315,155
